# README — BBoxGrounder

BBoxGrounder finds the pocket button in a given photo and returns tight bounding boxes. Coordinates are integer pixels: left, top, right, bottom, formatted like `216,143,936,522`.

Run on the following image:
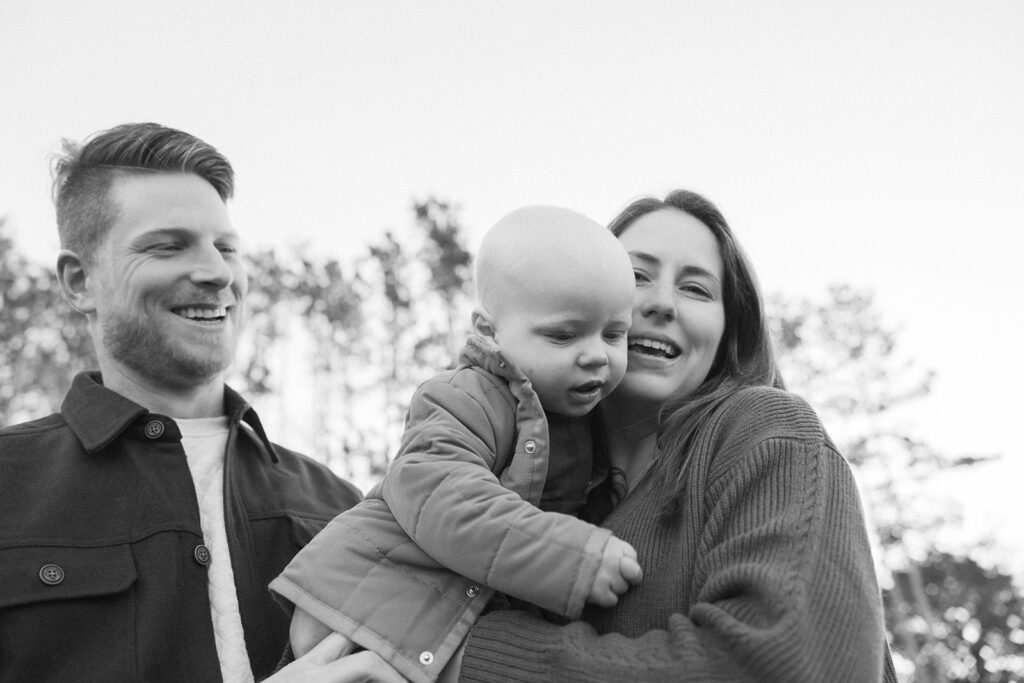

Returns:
39,563,65,586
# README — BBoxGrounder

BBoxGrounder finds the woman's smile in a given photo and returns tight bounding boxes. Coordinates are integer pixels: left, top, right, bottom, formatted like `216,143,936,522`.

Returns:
627,334,682,360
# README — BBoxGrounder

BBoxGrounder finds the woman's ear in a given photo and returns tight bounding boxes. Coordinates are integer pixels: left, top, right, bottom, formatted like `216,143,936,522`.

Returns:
471,307,497,342
56,250,96,314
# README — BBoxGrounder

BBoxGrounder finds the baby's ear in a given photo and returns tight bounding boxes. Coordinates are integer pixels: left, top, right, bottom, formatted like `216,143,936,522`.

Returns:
471,307,497,341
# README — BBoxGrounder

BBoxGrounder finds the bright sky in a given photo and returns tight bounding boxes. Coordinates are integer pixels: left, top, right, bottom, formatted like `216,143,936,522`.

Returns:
3,1,1023,571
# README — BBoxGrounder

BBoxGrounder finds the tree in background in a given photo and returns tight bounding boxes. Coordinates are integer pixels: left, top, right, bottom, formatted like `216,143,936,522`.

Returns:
233,245,369,477
412,197,473,367
768,284,1022,682
353,199,474,473
0,218,93,425
887,551,1024,682
2,206,1021,680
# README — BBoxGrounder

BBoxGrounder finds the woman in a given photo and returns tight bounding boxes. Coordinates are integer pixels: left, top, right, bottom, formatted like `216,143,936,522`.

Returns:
451,190,894,681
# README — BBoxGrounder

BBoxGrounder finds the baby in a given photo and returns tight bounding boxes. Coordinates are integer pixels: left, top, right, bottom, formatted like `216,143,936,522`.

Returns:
271,206,642,682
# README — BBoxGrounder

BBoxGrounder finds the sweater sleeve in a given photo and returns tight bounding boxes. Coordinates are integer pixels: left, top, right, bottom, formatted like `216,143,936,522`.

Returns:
382,374,611,619
458,392,889,682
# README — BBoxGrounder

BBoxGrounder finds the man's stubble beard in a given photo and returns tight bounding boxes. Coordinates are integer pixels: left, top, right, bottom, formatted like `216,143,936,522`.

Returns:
100,308,234,389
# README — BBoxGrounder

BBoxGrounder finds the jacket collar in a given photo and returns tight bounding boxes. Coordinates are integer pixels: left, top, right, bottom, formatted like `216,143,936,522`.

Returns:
61,372,278,461
458,335,528,382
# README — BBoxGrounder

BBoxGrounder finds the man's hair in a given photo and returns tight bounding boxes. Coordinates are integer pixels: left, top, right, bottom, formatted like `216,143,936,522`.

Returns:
52,122,234,262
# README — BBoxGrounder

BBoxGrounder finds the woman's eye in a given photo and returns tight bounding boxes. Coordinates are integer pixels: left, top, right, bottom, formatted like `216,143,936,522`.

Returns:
679,283,712,298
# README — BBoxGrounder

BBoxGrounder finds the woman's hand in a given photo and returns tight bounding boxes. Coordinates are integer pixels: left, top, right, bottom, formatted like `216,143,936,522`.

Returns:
266,632,406,683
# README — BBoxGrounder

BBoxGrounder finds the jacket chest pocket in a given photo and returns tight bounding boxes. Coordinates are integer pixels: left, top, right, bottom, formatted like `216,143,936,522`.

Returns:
0,543,138,681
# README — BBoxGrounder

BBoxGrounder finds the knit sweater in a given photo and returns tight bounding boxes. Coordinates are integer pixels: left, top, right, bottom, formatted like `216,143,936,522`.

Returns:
458,386,893,682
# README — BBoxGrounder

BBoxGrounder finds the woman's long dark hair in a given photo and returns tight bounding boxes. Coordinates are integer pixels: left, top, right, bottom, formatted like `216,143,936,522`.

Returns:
609,190,784,516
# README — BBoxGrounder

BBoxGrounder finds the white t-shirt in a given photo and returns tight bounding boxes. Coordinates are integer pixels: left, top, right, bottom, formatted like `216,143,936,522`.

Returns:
178,416,254,683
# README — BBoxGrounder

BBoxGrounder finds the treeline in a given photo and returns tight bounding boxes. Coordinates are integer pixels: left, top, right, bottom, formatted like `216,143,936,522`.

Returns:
1,200,1020,681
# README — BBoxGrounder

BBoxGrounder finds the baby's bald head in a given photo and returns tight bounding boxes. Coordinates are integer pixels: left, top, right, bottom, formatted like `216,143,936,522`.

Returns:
475,206,634,320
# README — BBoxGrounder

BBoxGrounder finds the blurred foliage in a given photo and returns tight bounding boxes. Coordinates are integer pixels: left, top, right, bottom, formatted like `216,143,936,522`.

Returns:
886,551,1024,682
0,218,94,423
769,286,1022,681
2,206,1021,681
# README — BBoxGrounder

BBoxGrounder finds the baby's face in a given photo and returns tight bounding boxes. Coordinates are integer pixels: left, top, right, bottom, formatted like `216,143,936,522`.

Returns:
492,276,633,417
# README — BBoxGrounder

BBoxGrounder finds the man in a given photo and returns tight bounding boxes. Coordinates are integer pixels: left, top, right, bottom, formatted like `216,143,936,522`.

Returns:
0,123,370,682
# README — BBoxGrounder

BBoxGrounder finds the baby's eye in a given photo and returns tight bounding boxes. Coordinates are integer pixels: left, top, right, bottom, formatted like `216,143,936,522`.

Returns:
633,269,651,284
603,330,627,343
546,331,575,342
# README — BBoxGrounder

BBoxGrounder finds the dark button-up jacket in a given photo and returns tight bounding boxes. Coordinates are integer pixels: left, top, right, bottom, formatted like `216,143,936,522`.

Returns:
0,373,361,682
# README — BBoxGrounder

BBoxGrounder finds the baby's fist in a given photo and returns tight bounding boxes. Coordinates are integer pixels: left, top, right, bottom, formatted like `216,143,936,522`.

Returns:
588,537,643,607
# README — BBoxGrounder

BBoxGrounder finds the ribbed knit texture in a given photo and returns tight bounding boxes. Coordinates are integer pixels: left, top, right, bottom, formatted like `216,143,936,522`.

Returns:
459,386,892,682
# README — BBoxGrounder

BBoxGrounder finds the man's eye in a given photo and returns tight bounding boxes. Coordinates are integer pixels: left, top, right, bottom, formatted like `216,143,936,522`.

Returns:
151,243,183,252
218,245,238,254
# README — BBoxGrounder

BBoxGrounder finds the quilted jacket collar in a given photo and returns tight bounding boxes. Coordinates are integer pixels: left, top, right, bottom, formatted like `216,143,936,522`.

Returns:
458,335,523,382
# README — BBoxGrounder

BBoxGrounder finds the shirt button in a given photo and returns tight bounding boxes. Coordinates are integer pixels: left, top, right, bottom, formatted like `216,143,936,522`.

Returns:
466,585,480,598
39,563,65,586
144,419,165,439
193,544,211,566
524,440,537,454
419,651,434,665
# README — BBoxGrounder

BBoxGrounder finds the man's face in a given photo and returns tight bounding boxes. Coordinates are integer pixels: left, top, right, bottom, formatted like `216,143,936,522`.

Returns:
87,172,247,390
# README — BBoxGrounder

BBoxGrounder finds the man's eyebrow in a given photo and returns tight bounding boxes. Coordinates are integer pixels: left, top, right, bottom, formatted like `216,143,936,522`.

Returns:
132,227,239,241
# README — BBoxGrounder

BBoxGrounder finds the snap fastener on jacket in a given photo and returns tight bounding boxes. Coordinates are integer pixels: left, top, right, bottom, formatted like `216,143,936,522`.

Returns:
419,651,434,665
193,544,211,566
38,563,65,586
466,585,480,598
524,440,536,454
144,419,165,439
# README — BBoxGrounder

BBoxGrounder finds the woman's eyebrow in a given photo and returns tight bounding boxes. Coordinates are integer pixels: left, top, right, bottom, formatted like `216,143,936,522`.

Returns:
680,265,721,284
628,250,659,265
631,252,718,280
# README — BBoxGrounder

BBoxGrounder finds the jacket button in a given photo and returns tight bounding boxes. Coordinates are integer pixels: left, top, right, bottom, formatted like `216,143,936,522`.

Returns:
193,544,211,566
524,440,536,454
38,563,65,586
466,585,480,598
144,419,165,439
419,651,434,665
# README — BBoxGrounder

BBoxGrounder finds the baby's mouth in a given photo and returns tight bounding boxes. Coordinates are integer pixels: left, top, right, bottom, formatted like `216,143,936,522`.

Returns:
572,380,604,394
629,336,681,359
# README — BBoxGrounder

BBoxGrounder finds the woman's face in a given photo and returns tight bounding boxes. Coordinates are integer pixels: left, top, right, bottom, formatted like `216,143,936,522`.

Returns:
614,208,726,408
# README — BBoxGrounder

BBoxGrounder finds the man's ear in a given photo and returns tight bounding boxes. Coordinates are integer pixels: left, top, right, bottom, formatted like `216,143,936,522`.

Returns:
471,307,497,342
56,250,96,314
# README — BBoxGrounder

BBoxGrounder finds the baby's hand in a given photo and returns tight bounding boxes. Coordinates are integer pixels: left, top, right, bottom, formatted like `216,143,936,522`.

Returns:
588,536,643,607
